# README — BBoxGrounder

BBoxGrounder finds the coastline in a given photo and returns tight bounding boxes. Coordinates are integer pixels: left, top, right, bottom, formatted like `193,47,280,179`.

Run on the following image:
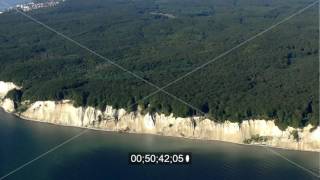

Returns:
0,108,317,153
0,81,319,152
0,109,317,180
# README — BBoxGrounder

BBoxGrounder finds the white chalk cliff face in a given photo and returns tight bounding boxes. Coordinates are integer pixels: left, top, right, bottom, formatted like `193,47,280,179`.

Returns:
0,81,20,112
0,81,319,152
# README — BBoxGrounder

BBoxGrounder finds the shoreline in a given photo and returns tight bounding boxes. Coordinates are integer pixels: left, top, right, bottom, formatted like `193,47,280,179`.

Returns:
3,109,318,153
0,78,319,153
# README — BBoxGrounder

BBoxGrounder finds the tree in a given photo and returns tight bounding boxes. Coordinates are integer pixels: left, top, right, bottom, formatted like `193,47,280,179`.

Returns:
161,102,172,116
200,102,209,113
127,97,137,112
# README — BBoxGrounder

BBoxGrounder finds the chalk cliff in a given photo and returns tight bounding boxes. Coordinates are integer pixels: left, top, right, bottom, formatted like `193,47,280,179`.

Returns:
0,81,319,152
0,81,20,112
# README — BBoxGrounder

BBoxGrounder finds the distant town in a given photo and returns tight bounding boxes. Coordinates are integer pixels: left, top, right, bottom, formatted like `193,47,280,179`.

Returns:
0,0,65,13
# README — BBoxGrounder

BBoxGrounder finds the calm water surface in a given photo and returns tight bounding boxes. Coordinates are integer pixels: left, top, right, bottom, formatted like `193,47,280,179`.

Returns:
0,109,318,180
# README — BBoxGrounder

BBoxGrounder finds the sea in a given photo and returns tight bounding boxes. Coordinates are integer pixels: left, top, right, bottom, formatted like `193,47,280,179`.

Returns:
0,109,319,180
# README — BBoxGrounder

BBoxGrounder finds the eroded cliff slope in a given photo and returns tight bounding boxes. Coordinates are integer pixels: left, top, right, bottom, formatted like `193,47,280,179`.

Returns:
0,81,319,151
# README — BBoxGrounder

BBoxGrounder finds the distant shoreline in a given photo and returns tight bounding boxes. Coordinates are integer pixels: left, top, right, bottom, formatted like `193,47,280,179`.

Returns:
0,108,318,153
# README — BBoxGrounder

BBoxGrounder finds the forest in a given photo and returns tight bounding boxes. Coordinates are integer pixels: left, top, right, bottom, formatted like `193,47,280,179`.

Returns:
0,0,318,130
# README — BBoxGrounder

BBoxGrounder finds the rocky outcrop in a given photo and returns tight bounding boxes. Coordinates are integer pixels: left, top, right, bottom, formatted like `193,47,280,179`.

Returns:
1,98,15,113
0,81,319,152
0,81,19,98
0,81,20,113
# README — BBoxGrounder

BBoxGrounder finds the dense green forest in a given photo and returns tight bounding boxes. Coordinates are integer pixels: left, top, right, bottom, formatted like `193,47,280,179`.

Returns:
0,0,318,129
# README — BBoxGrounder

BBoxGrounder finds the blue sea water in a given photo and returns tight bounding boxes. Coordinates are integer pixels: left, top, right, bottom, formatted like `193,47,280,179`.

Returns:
0,109,318,180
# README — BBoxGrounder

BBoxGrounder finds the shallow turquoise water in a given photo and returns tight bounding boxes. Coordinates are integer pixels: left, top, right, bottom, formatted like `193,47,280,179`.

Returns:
0,109,318,180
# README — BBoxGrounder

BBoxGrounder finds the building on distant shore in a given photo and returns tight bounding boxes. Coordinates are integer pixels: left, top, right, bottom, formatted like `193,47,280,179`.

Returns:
1,0,65,13
16,0,64,12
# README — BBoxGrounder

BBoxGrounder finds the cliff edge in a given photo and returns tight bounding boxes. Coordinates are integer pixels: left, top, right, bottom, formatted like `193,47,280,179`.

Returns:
0,81,319,152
